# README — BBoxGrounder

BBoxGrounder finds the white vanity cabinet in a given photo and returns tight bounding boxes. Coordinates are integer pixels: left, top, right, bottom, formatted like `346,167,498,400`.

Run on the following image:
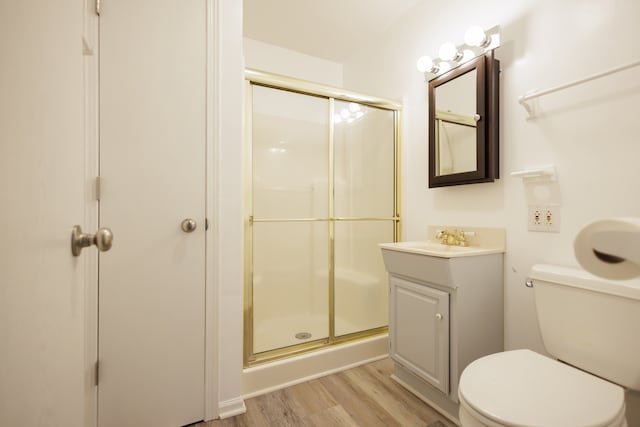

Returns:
380,237,504,423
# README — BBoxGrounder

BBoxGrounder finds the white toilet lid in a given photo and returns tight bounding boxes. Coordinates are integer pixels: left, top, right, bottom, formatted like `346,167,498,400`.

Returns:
458,349,625,427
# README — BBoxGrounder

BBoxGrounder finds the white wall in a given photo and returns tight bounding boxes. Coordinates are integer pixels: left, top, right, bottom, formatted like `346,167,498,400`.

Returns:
341,0,640,352
244,38,343,87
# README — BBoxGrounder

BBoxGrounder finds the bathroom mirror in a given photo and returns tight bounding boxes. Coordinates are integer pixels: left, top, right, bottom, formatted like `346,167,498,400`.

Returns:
428,52,499,188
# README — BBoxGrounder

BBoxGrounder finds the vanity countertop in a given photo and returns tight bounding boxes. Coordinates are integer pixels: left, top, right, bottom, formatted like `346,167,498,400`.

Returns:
379,241,504,258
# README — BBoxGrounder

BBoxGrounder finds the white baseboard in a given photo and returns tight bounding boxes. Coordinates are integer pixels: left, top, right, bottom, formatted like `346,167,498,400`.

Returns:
217,397,247,419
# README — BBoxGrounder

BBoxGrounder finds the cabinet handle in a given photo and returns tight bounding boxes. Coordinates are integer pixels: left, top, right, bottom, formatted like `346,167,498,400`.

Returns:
435,313,443,320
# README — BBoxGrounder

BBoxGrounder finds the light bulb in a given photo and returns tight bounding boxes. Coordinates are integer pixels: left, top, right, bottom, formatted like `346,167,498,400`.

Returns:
437,61,452,74
460,49,475,63
465,26,488,47
439,42,461,62
416,55,434,72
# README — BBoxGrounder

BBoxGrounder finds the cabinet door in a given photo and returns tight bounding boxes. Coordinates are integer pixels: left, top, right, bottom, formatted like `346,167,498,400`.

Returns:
390,276,449,393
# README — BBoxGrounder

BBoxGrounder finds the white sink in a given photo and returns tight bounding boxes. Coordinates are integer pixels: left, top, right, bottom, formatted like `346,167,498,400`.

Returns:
379,240,503,258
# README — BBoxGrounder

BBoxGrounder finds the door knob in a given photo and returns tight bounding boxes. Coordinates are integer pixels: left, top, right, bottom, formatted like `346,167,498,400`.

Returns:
71,225,113,256
435,313,443,320
181,218,197,233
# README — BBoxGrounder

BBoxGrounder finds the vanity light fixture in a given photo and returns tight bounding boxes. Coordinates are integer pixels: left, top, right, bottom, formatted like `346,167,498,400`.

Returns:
464,26,491,48
416,55,439,73
417,25,500,81
437,61,452,74
439,42,462,62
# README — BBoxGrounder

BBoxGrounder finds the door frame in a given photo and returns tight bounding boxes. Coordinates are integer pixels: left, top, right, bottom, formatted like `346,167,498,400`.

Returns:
82,0,221,423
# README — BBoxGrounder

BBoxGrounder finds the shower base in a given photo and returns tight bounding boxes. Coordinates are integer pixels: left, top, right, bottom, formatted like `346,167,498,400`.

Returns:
253,313,362,354
243,333,388,398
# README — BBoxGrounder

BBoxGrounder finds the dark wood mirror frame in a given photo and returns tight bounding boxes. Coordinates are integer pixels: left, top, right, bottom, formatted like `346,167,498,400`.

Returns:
428,51,500,188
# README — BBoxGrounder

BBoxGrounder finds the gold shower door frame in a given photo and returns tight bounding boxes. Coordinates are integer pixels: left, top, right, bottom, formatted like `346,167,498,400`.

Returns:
244,69,402,366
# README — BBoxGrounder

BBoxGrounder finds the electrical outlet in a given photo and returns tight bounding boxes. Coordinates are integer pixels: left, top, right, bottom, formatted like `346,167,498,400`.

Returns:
528,205,543,231
528,205,560,232
534,207,542,227
543,206,560,232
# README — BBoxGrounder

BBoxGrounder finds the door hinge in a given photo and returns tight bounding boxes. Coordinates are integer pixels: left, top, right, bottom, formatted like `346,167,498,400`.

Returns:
205,218,209,231
95,176,101,201
94,360,100,386
96,0,101,16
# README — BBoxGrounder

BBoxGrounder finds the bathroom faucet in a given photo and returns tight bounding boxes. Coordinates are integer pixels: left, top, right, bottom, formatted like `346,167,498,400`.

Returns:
436,229,469,246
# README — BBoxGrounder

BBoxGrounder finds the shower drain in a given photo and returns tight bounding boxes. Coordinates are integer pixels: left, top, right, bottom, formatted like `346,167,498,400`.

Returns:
295,332,312,340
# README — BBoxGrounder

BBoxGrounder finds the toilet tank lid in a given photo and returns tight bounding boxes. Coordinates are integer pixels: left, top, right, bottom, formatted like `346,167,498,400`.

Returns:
530,263,640,300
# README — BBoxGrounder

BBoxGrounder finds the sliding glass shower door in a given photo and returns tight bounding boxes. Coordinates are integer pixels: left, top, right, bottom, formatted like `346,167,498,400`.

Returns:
250,86,331,354
333,100,396,336
246,73,400,365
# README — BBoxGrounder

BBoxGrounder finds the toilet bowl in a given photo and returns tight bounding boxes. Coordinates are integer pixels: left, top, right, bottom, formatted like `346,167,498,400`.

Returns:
458,350,626,427
457,264,640,427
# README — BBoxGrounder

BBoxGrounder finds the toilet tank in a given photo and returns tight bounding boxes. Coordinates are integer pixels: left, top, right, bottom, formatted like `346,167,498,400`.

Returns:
530,264,640,390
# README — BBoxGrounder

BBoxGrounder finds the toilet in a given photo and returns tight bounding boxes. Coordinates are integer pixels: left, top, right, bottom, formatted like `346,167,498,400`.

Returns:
458,264,640,427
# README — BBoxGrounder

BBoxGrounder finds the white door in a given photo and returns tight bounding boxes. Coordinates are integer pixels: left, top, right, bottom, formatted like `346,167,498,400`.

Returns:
0,2,93,426
98,1,207,426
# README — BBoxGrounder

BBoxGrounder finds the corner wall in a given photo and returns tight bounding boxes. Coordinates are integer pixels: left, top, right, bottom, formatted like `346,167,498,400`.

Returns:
341,0,640,352
244,38,344,87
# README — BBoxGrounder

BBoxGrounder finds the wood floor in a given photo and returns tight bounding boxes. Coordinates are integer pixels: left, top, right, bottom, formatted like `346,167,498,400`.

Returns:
199,358,457,427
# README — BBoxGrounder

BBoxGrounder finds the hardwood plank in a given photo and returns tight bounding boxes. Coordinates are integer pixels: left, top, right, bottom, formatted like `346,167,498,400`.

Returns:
343,364,436,425
252,388,307,427
201,358,457,427
302,405,358,427
318,369,403,426
362,360,456,426
283,378,339,417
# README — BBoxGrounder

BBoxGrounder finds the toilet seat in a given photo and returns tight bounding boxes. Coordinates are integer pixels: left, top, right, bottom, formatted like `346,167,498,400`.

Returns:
458,349,626,427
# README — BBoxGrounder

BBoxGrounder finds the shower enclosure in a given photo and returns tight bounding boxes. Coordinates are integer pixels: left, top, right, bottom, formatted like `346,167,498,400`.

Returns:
245,70,400,365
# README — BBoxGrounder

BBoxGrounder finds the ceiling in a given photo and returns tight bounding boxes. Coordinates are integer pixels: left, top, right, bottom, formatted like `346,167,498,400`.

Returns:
243,0,422,63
